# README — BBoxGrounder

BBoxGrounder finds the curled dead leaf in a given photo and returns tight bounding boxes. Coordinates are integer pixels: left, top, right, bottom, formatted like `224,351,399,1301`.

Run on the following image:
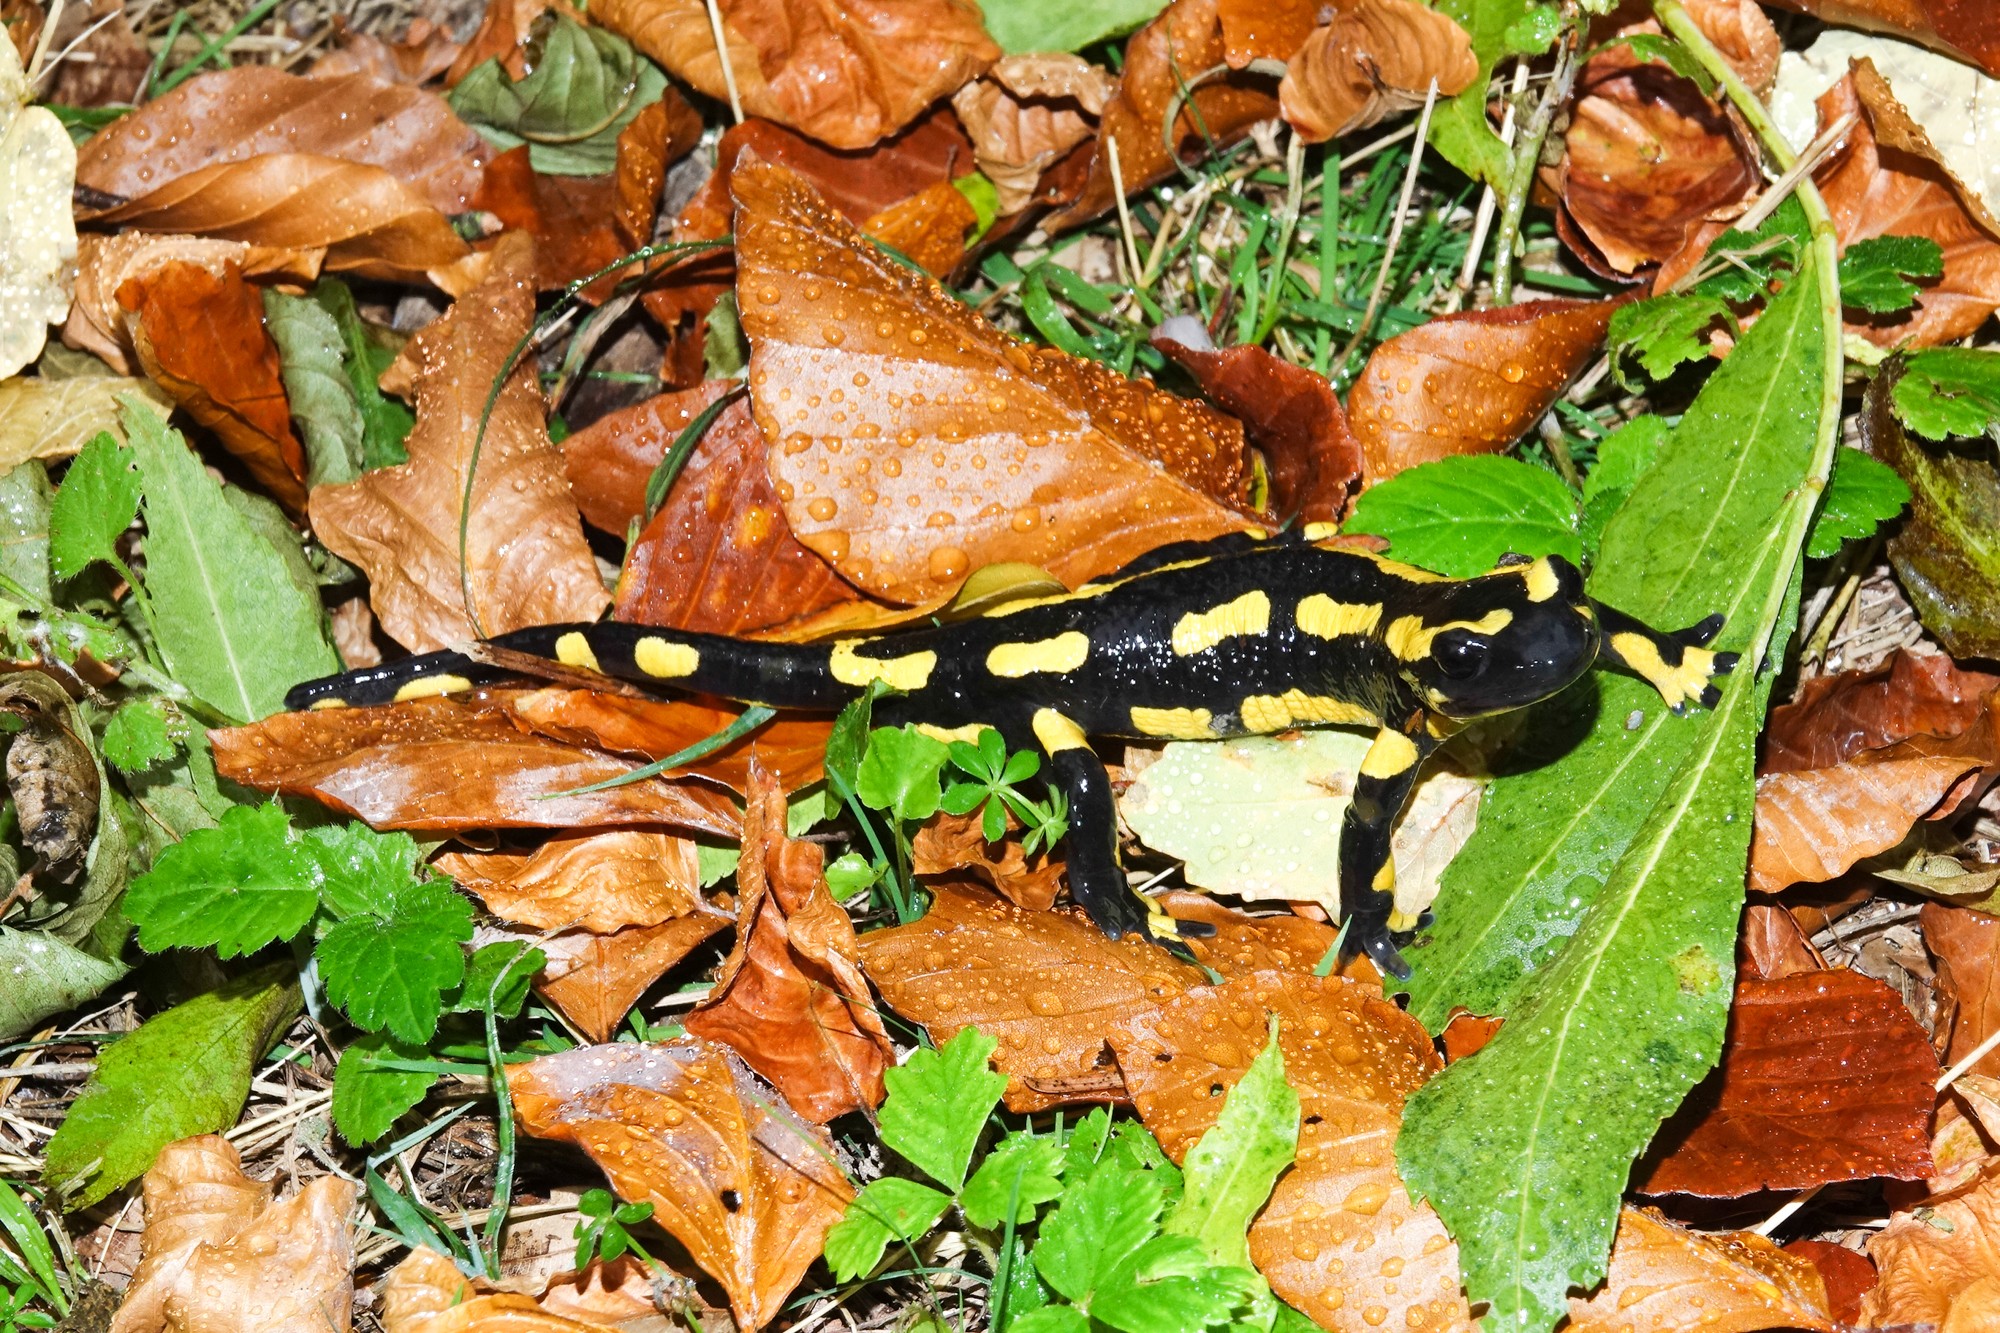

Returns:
379,1247,623,1333
532,912,731,1043
1767,650,1999,772
1740,902,1827,981
1863,1165,2000,1329
1684,0,1782,94
439,829,702,932
912,809,1065,912
1768,0,2000,77
1924,901,2000,1081
0,672,98,882
1568,1208,1835,1332
512,1037,855,1329
952,54,1112,216
1277,0,1478,143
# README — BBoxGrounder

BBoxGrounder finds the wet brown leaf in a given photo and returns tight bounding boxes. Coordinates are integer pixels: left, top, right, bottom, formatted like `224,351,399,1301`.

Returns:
533,912,732,1043
1567,1208,1835,1332
686,767,889,1121
592,0,996,150
439,829,701,932
1751,753,1990,892
117,259,307,513
1862,1165,2000,1329
310,231,610,651
444,0,553,86
307,17,462,85
861,181,979,279
1768,0,2000,77
512,1037,855,1329
1347,299,1618,480
1439,1010,1503,1063
1767,649,1999,772
1277,0,1478,143
736,156,1254,604
1783,1240,1877,1327
859,883,1207,1111
1152,891,1345,979
951,54,1111,216
379,1247,622,1333
912,809,1065,912
1925,901,2000,1081
1636,970,1938,1197
108,1135,355,1333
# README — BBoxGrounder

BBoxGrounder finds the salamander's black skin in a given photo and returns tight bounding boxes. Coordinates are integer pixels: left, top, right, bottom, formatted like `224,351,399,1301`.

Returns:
285,533,1738,978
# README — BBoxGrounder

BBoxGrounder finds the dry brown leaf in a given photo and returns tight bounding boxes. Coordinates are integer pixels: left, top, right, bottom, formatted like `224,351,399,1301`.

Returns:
512,1037,854,1329
1347,299,1618,480
308,17,462,85
1568,1208,1835,1332
685,767,889,1122
591,0,996,151
109,1135,355,1333
0,374,170,471
310,231,609,651
1278,0,1478,142
1767,649,1999,771
1768,0,2000,77
861,181,978,278
63,232,319,374
1925,901,2000,1081
1636,969,1938,1196
76,67,487,215
736,156,1255,604
951,54,1111,216
1685,0,1782,93
439,829,701,932
912,809,1065,912
118,259,308,513
379,1248,620,1333
859,883,1207,1111
1863,1166,2000,1329
533,912,732,1043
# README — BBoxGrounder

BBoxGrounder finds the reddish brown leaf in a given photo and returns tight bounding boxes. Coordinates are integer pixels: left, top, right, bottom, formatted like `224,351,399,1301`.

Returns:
534,913,732,1043
310,231,611,652
1155,338,1363,523
1767,650,1999,772
951,55,1111,216
117,260,307,513
1153,890,1345,979
1567,1209,1835,1332
861,181,978,279
1636,970,1938,1197
64,233,321,376
1925,901,2000,1081
859,883,1207,1111
491,689,830,791
511,1038,854,1329
1684,0,1782,93
736,156,1254,604
1862,1165,2000,1329
685,768,889,1122
1277,0,1478,143
307,17,462,86
439,829,701,932
1767,0,2000,77
1439,1010,1504,1063
210,693,740,835
912,810,1066,912
1347,299,1618,480
1740,902,1827,980
379,1248,621,1332
1784,1240,1877,1327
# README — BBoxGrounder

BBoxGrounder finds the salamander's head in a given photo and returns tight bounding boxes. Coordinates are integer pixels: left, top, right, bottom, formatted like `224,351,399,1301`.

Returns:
1390,554,1599,719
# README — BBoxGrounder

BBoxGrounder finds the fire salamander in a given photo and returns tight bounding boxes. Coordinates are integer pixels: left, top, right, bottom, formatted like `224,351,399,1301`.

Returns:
285,533,1736,977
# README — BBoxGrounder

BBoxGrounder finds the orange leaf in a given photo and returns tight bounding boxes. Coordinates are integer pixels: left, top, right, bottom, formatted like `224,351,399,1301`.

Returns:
439,829,702,932
1152,891,1346,979
306,17,462,86
380,1240,638,1332
444,0,553,86
861,180,978,278
117,259,307,513
735,156,1254,604
1438,1009,1503,1063
1862,1166,2000,1329
310,231,610,652
1346,299,1618,480
1783,1240,1878,1327
1635,970,1938,1197
1766,0,2000,76
1567,1208,1835,1332
859,884,1207,1111
1277,0,1478,143
951,55,1111,216
1749,752,1987,892
1766,649,1999,772
912,810,1066,912
1923,901,2000,1081
590,0,997,151
685,767,889,1122
511,1037,855,1329
532,912,732,1043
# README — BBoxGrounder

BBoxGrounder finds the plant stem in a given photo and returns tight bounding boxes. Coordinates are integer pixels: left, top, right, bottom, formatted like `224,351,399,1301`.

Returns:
1492,3,1583,306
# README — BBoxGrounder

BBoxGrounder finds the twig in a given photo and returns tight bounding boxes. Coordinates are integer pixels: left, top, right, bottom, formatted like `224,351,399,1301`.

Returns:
1106,134,1145,289
1492,4,1583,305
1329,79,1440,378
702,0,744,122
1451,59,1531,311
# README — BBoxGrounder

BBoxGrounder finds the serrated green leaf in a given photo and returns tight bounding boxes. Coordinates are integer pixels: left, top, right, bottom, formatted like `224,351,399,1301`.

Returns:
1838,234,1943,314
299,823,425,920
43,965,300,1207
696,843,738,887
0,926,127,1042
100,698,177,772
1607,293,1729,387
980,0,1166,54
1892,346,2000,442
124,804,318,957
0,459,54,604
453,939,544,1019
1345,455,1580,577
823,1177,954,1282
317,878,472,1042
1092,1235,1260,1333
1033,1163,1164,1306
262,289,364,487
1805,446,1910,559
856,725,951,823
1428,0,1550,188
309,280,411,469
120,399,338,721
448,15,668,175
880,1027,1005,1191
48,432,139,581
1398,235,1834,1332
331,1031,437,1145
1691,199,1807,304
963,1132,1066,1229
1164,1022,1297,1270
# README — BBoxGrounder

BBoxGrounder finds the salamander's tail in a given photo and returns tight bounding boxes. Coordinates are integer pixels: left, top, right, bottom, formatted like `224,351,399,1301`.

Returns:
282,622,900,713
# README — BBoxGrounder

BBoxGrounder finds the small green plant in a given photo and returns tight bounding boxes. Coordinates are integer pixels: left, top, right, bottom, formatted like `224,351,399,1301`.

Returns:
0,1180,70,1331
572,1188,660,1269
940,727,1068,854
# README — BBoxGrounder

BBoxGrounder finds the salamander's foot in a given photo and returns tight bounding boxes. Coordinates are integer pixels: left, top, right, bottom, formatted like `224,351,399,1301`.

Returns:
1338,889,1413,980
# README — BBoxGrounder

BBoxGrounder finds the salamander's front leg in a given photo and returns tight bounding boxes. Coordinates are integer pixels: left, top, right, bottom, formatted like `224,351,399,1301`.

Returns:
1338,716,1439,980
1591,600,1740,712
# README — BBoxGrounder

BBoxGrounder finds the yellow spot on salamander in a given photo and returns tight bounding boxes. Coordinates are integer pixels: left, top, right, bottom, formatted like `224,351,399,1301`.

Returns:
554,631,601,673
1129,706,1215,740
1372,860,1397,892
1384,608,1514,661
1359,551,1448,583
1387,908,1420,931
1171,589,1271,656
308,698,349,710
1239,690,1378,733
635,637,701,678
1520,556,1561,603
985,631,1090,677
1032,708,1089,754
1295,595,1382,640
914,722,989,745
1301,521,1340,541
829,640,936,691
1612,632,1718,710
1359,729,1420,779
394,674,473,702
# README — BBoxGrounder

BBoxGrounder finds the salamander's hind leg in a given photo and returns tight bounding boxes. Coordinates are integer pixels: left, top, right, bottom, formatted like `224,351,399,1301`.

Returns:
1591,600,1740,712
1337,717,1439,980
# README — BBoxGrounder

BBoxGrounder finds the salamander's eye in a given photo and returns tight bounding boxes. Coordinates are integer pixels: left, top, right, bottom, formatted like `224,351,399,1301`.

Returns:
1432,632,1488,679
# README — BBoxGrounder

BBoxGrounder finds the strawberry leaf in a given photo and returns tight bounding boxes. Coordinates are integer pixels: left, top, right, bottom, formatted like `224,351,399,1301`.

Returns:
124,803,317,957
317,877,472,1043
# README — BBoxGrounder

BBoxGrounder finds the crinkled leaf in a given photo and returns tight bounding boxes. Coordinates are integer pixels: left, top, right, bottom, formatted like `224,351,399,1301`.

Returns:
880,1026,1005,1192
1346,454,1580,577
100,698,177,772
1033,1162,1165,1305
331,1031,437,1145
0,926,127,1043
316,877,472,1042
262,288,363,487
856,725,950,823
823,1177,953,1283
962,1131,1066,1229
1893,346,2000,441
1840,234,1945,313
449,15,668,176
124,803,317,957
1805,446,1910,559
1607,292,1730,386
47,431,138,581
1163,1021,1297,1271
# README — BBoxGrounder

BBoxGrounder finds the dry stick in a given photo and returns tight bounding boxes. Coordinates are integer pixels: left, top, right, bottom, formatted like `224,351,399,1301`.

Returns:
1328,79,1440,380
702,0,744,123
24,0,67,81
1106,134,1146,289
1491,9,1583,306
1800,535,1880,670
1450,58,1532,312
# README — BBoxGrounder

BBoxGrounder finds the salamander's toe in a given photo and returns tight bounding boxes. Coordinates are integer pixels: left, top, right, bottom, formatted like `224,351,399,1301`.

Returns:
1361,929,1413,981
1173,917,1219,939
1681,613,1726,648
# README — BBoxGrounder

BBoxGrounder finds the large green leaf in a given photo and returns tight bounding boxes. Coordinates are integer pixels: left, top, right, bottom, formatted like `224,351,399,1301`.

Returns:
120,399,337,721
980,0,1167,54
0,927,127,1042
43,965,300,1207
1396,239,1834,1330
1164,1022,1297,1271
1344,454,1580,577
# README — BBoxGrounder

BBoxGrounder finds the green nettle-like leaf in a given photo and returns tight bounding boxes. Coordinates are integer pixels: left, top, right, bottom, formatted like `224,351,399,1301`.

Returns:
299,823,426,919
1606,292,1729,387
1345,454,1581,577
1033,1165,1166,1307
0,459,54,604
124,803,319,957
48,432,140,581
448,14,668,175
980,0,1166,53
1398,238,1834,1331
309,280,411,469
879,1027,1006,1192
1837,234,1943,314
1428,0,1547,188
262,289,364,488
100,698,177,772
962,1132,1067,1229
331,1031,438,1145
856,725,951,823
823,1177,955,1282
316,878,473,1043
120,399,338,721
1164,1022,1299,1270
1805,446,1910,559
1090,1235,1260,1333
1892,346,2000,442
43,965,300,1207
0,926,127,1042
1579,417,1666,563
